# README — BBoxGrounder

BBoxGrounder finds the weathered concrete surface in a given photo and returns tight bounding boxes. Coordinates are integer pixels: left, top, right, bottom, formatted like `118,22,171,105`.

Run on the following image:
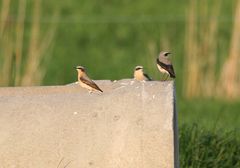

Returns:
0,80,179,168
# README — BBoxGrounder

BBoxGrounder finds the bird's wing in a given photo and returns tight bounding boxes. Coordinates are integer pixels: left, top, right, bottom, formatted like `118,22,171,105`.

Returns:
80,77,103,92
157,58,176,78
143,73,152,81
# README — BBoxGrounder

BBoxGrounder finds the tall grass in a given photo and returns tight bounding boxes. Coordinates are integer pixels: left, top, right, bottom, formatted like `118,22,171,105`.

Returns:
0,0,59,86
15,0,26,85
184,0,221,98
180,124,240,167
218,0,240,99
1,0,240,100
184,0,240,100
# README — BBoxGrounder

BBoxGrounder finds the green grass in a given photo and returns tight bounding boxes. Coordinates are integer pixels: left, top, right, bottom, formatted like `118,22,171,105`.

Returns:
41,0,235,87
1,0,240,166
178,98,240,167
180,124,240,168
178,99,240,131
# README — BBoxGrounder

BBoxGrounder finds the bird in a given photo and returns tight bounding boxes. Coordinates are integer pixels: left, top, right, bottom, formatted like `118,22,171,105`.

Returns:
75,66,103,93
134,65,152,81
156,51,176,80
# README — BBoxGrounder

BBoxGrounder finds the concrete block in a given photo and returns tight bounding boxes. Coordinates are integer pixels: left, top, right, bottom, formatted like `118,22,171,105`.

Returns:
0,80,179,168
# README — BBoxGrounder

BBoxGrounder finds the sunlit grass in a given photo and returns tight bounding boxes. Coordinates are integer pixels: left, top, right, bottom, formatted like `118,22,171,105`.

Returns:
0,0,59,86
183,0,240,100
218,0,240,99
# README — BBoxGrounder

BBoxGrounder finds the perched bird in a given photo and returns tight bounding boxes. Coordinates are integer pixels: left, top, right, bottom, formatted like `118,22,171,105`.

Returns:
75,66,103,93
134,65,152,81
156,51,176,80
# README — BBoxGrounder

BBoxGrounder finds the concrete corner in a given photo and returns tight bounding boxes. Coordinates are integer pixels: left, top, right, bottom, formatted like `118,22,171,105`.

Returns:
0,80,179,168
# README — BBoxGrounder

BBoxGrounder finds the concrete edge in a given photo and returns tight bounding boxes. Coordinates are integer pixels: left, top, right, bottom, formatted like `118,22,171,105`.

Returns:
173,82,180,168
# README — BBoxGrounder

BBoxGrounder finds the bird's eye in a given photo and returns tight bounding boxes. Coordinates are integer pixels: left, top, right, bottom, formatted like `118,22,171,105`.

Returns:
164,52,170,56
136,67,143,70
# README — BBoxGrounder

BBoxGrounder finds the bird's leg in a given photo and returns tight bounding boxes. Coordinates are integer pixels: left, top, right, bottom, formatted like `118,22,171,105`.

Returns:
88,90,93,94
164,74,169,81
162,74,165,81
163,73,167,81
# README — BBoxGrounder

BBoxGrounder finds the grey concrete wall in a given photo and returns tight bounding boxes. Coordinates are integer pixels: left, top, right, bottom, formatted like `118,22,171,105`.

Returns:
0,80,179,168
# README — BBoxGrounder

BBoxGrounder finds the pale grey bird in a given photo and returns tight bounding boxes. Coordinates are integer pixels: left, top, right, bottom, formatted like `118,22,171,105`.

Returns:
75,66,103,93
156,51,176,80
134,66,152,81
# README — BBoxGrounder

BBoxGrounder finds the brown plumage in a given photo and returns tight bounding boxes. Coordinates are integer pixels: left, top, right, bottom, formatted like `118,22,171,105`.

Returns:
80,77,103,92
76,66,103,92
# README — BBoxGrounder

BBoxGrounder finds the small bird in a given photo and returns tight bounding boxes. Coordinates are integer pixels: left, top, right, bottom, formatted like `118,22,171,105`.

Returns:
134,65,152,81
75,66,103,93
156,51,176,80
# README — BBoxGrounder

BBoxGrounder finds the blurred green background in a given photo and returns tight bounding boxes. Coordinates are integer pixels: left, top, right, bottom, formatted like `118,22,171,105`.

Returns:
1,0,239,129
1,0,240,166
